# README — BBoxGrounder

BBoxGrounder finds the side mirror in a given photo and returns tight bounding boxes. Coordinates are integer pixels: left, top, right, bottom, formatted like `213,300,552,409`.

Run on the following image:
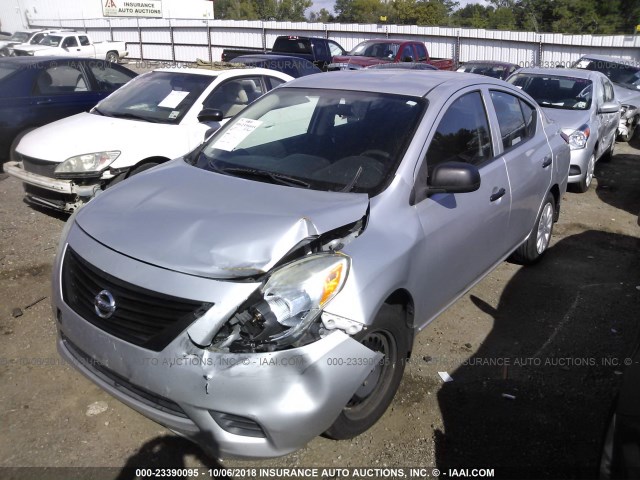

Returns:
599,102,621,114
428,161,481,194
197,108,223,123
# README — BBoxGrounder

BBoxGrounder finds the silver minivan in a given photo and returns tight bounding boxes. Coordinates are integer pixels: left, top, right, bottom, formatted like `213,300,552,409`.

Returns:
53,70,570,458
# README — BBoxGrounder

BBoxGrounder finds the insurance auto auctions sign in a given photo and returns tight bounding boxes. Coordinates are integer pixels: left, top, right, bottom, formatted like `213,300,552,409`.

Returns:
102,0,163,18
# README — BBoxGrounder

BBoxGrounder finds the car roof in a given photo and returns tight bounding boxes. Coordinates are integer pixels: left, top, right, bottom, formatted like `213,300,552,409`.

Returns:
358,38,414,44
234,54,312,64
152,66,291,78
461,60,519,67
514,67,603,81
0,56,105,66
577,54,636,65
284,70,509,97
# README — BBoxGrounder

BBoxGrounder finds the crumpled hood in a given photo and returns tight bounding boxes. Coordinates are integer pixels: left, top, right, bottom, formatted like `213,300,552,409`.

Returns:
330,55,391,69
18,112,181,163
75,159,369,279
0,40,20,49
13,44,53,54
613,85,640,107
542,108,592,131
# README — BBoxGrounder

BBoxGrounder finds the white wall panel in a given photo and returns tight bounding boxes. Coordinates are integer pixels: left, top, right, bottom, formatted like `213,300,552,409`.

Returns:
174,45,210,62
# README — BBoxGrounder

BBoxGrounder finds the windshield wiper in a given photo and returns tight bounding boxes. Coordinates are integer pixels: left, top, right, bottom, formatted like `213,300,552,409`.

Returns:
220,167,310,188
110,112,161,123
341,166,363,193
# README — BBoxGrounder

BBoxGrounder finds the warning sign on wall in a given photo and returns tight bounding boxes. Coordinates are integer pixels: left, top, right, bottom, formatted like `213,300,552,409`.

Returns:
102,0,163,18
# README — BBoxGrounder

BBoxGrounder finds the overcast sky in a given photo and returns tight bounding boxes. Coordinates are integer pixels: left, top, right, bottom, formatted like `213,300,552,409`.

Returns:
311,0,490,16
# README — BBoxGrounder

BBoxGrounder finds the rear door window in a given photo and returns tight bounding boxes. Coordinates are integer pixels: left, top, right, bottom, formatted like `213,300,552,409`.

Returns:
490,90,536,151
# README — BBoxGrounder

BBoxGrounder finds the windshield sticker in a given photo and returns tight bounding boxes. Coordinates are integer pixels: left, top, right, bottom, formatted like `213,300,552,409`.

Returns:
212,118,263,152
576,60,590,69
168,110,180,119
158,90,190,109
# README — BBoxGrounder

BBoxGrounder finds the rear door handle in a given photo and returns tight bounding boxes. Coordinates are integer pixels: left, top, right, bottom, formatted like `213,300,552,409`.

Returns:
490,187,506,202
36,98,52,105
542,155,552,168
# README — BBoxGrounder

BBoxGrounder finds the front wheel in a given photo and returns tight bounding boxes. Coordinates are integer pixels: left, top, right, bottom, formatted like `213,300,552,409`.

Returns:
572,153,595,193
511,192,555,265
324,304,409,440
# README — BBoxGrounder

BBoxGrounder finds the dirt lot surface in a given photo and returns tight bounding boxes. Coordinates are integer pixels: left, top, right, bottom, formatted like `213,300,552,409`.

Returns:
0,138,639,480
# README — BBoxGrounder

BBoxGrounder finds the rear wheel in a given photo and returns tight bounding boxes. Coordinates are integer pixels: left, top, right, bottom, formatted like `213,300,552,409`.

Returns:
106,51,119,63
324,304,409,440
511,192,555,264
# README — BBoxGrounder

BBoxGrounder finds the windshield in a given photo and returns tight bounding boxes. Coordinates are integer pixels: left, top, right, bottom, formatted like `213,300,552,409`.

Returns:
0,64,20,83
9,32,30,43
458,63,509,79
574,58,640,90
190,87,426,195
508,74,592,110
94,71,213,124
349,41,400,59
39,35,62,47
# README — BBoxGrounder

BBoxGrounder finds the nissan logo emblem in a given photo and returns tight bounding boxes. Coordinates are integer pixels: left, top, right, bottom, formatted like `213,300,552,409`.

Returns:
94,290,116,319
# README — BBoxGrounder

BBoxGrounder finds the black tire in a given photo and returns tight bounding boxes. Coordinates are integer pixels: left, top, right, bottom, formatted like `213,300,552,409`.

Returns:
9,127,37,162
511,192,555,265
323,304,409,440
106,51,119,63
0,48,9,57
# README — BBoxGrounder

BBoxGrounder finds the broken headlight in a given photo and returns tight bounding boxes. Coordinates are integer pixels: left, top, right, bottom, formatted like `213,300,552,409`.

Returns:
210,253,350,353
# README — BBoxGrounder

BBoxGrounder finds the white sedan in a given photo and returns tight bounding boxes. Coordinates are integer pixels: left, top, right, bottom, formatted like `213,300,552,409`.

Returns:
6,66,293,213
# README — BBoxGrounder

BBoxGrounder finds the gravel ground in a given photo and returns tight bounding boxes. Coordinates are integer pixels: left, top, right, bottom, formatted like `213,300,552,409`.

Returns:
0,135,639,480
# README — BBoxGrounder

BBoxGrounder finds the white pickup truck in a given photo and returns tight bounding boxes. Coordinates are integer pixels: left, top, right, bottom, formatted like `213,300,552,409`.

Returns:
0,29,66,57
12,33,127,62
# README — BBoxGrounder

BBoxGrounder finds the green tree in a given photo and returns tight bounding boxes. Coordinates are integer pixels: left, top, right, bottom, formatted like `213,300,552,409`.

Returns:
308,8,334,22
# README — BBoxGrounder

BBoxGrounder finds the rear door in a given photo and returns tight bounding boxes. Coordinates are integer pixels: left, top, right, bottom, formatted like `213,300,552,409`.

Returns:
413,88,511,321
30,60,102,123
488,88,552,249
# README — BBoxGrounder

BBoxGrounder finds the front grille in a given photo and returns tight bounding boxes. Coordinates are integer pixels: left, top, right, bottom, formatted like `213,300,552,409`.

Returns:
13,50,30,57
210,411,266,438
21,155,57,177
62,334,188,418
61,246,213,351
24,184,69,209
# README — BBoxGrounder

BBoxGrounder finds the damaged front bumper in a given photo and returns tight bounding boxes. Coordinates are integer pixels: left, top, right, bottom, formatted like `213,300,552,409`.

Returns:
617,107,638,138
5,161,102,212
53,225,380,459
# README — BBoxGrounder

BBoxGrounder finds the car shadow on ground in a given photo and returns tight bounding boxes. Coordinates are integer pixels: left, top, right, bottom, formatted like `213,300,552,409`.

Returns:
116,435,230,480
434,230,640,479
595,143,640,219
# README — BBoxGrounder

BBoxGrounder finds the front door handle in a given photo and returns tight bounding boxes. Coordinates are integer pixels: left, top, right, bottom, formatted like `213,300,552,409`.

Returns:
542,155,552,168
490,187,506,202
36,98,52,105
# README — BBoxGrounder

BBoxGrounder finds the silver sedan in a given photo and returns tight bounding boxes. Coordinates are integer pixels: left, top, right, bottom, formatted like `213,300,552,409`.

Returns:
508,67,620,192
52,70,570,458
